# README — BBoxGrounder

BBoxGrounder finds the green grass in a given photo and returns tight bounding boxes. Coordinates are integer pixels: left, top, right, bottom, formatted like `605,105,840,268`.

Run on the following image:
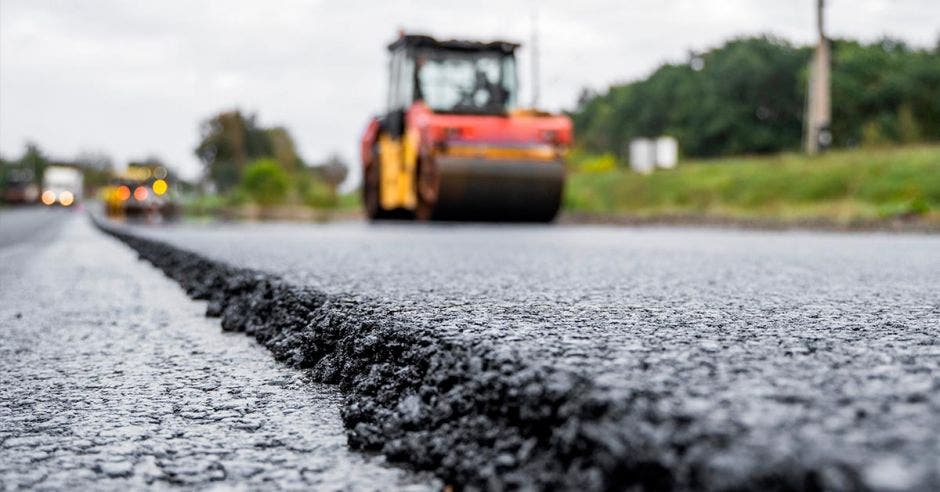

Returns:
564,145,940,223
335,190,362,211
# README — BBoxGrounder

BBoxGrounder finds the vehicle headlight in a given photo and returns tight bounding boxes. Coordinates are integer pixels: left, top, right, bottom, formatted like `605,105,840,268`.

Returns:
41,190,56,205
59,191,74,206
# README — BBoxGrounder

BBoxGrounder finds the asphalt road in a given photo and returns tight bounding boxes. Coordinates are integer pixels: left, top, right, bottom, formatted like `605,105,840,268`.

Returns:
0,206,71,249
0,208,436,490
108,219,939,490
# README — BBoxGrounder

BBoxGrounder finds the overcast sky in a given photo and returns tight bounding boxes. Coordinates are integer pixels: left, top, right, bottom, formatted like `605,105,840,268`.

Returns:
1,0,937,185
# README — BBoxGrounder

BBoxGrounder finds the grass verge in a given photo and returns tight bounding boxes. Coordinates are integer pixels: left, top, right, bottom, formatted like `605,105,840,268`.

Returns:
564,145,940,227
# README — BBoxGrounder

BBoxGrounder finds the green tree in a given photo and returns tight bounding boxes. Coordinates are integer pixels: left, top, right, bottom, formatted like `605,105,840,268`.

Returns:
266,127,303,172
830,38,940,146
241,158,289,206
195,111,272,192
897,104,922,143
20,143,49,186
572,36,940,158
309,153,348,197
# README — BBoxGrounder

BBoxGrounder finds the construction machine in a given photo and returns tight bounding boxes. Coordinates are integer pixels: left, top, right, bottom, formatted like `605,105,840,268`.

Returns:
360,33,571,221
103,165,176,219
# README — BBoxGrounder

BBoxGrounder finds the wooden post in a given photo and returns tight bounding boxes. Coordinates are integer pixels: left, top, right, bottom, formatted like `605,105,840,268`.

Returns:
805,0,831,154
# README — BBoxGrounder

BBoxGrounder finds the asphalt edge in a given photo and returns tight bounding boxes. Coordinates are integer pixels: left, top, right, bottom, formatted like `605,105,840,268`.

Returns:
558,212,940,234
90,216,876,492
90,216,640,490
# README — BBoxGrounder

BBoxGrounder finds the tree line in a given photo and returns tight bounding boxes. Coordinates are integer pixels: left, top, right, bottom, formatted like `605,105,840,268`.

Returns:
0,142,192,195
0,144,121,196
194,110,347,207
571,36,940,159
1,110,348,207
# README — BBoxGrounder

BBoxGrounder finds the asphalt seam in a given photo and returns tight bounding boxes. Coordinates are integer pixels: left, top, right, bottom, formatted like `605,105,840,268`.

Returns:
93,217,629,490
91,217,890,492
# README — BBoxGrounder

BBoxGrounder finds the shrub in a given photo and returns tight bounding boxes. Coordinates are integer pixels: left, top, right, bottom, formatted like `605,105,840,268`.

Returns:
296,173,337,209
241,158,289,206
569,151,619,173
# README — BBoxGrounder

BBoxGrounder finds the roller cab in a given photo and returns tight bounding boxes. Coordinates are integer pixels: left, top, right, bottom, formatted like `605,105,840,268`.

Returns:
361,33,571,222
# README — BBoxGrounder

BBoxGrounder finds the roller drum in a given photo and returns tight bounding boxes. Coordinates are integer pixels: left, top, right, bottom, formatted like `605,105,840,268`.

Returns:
429,158,565,222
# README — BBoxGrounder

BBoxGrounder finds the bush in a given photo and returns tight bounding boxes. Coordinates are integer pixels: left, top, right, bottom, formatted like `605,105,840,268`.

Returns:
878,197,930,218
569,151,618,173
183,193,223,215
241,158,289,206
296,173,337,208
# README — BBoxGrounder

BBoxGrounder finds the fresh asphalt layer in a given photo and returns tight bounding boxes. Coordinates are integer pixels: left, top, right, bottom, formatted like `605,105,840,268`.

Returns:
0,208,437,490
101,218,940,491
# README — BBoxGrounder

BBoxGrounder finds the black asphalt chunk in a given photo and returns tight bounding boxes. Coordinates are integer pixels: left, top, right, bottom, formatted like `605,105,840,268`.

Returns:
96,218,940,491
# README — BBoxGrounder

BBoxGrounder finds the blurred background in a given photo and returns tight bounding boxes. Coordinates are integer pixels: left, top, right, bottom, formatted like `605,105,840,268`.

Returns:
1,0,938,224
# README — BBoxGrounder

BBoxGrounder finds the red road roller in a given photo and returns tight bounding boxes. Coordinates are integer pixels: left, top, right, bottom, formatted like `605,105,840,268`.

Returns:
360,33,572,222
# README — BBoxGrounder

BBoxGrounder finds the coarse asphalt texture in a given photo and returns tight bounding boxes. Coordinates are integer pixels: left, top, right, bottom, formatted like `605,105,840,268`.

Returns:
95,216,940,491
0,208,438,490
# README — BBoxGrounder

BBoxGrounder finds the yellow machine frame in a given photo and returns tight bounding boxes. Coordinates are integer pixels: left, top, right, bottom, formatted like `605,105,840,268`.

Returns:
377,128,564,212
377,128,419,210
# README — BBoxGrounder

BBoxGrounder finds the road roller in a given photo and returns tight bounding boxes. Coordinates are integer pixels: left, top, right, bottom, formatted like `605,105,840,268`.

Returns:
360,33,572,221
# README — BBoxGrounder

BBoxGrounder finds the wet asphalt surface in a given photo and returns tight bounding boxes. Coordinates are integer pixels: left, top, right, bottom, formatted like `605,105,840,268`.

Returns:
0,208,437,490
112,219,940,490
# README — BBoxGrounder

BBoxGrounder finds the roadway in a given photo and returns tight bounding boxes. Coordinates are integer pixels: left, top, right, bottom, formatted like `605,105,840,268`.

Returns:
0,208,436,490
106,217,940,490
2,206,938,490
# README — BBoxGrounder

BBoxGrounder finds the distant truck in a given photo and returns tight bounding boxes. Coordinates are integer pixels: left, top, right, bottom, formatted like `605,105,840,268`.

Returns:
1,167,39,204
41,166,84,207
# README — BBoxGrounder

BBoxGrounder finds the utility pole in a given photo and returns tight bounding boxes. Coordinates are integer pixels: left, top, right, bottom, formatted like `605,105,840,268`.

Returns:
530,8,540,108
805,0,831,154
